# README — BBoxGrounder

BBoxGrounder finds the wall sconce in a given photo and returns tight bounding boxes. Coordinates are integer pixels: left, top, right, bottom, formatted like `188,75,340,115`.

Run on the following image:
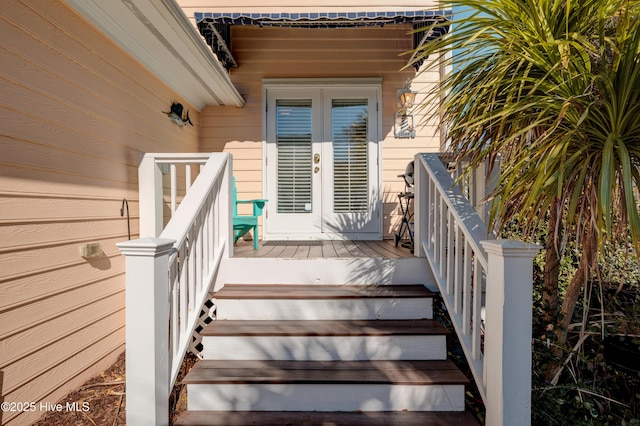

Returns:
395,79,417,138
397,79,417,108
163,102,193,128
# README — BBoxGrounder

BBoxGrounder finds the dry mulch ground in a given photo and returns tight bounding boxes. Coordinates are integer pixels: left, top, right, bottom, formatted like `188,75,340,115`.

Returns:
32,351,198,425
33,352,126,426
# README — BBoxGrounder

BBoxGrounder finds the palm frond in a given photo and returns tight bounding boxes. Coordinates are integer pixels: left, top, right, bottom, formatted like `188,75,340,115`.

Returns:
415,0,640,253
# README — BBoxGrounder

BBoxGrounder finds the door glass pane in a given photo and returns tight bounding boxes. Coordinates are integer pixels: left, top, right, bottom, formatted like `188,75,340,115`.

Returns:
332,99,368,212
276,100,312,213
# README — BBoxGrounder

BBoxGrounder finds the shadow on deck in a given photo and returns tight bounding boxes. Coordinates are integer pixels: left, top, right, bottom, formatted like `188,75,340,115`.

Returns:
232,239,414,259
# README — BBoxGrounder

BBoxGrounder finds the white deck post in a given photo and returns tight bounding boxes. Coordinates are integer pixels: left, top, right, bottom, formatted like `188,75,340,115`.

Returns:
413,154,426,258
480,240,541,426
221,155,234,257
139,155,164,237
116,237,176,426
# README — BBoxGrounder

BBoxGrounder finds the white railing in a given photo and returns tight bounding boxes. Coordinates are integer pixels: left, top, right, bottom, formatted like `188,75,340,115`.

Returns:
138,153,214,238
117,153,232,426
436,153,500,225
414,153,541,426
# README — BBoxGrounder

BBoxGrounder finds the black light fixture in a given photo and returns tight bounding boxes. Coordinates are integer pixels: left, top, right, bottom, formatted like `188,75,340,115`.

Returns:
163,102,193,128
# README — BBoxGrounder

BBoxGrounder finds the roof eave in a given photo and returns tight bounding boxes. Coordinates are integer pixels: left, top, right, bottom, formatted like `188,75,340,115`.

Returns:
64,0,245,108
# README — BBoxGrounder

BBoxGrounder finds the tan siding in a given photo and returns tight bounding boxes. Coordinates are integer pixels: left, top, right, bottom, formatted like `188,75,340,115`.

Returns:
0,196,139,223
0,236,125,282
0,293,124,372
1,312,124,396
0,219,138,252
0,257,125,315
3,337,124,426
200,23,441,238
0,165,139,200
0,1,199,424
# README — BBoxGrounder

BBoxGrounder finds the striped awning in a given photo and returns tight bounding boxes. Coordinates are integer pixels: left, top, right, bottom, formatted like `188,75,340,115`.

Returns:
195,11,450,70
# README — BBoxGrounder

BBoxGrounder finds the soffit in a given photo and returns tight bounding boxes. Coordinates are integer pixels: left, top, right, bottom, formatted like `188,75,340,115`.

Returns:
64,0,245,108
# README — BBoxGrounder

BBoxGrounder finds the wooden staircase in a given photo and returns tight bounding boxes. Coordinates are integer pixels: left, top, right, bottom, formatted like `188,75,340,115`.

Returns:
175,284,478,425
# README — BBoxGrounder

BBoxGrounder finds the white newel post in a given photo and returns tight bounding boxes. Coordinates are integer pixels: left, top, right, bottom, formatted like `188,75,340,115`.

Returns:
413,154,426,258
481,240,541,426
116,237,176,426
222,156,234,258
139,155,164,237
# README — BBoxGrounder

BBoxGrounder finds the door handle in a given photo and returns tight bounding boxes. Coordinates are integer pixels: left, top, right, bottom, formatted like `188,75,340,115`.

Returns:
314,153,320,164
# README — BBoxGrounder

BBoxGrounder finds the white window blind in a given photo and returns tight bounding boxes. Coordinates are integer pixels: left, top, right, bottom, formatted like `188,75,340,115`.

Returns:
332,99,369,212
276,100,313,213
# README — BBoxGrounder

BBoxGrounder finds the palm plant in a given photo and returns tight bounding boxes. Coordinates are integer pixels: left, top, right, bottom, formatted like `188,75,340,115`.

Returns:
415,0,640,380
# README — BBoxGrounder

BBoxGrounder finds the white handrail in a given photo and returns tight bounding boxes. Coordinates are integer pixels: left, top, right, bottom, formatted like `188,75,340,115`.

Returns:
436,153,500,226
138,153,213,237
415,153,488,399
160,154,231,386
117,153,232,426
414,153,540,426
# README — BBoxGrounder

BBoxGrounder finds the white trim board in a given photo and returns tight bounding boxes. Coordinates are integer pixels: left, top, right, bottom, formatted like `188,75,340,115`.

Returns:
215,257,436,290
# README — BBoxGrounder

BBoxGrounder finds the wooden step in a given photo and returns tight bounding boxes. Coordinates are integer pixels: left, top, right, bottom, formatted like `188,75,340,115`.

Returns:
200,319,449,361
183,360,469,412
202,319,449,336
183,360,469,385
175,410,480,425
214,284,435,320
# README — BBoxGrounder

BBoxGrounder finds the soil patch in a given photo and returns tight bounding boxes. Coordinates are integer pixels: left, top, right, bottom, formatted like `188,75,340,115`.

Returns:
33,352,126,426
32,351,198,425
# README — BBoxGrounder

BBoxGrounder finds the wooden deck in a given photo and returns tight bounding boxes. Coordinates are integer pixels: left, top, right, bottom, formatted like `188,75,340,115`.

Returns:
232,239,413,259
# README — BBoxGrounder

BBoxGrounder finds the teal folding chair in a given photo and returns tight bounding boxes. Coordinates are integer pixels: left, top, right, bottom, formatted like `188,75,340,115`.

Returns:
232,177,267,249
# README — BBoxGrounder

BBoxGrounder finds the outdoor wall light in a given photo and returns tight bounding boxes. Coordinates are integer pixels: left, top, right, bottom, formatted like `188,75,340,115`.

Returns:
397,79,417,108
163,102,193,128
395,79,417,138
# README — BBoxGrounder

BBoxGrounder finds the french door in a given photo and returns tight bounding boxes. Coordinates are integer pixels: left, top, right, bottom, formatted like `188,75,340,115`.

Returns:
264,85,381,239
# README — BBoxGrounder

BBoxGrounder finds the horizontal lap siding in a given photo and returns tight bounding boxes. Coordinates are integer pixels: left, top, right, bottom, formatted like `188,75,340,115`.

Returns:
0,1,199,424
199,24,441,237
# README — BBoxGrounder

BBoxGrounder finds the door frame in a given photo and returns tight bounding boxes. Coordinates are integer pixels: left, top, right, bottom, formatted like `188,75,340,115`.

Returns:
261,78,383,241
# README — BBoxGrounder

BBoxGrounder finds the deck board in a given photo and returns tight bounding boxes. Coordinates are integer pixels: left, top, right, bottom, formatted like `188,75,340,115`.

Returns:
277,243,299,258
259,243,286,258
344,241,368,257
293,245,311,258
214,284,435,299
331,240,353,257
202,319,448,336
175,410,480,426
362,240,404,258
183,359,470,385
308,244,324,258
350,241,381,258
321,241,339,258
233,240,412,259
